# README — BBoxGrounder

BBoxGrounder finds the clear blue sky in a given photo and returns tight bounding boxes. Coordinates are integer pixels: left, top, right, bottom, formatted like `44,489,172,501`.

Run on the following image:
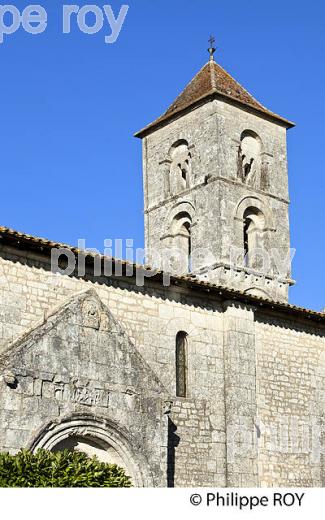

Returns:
0,0,324,310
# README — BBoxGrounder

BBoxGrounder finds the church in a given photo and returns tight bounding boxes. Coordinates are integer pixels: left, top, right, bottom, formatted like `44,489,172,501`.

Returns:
0,43,324,487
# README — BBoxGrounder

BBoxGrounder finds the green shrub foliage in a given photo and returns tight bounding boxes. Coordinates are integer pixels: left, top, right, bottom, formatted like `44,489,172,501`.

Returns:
0,449,132,488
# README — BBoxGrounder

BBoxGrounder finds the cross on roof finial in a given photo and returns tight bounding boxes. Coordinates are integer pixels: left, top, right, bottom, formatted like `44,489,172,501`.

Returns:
208,35,216,61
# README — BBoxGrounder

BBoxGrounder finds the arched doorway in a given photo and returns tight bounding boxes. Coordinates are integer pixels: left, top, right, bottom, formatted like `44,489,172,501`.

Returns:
52,435,127,469
29,414,152,487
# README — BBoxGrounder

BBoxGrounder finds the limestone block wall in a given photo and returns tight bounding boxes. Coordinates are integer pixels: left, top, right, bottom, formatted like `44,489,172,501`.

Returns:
255,312,325,486
0,243,324,486
0,290,169,486
169,399,226,487
0,244,226,486
223,302,259,487
141,98,292,299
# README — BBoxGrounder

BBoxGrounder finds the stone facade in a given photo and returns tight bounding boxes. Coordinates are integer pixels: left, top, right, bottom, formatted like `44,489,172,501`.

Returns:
0,241,324,487
0,56,324,487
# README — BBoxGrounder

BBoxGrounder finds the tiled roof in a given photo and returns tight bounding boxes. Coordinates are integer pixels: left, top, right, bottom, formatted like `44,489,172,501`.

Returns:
135,60,294,137
0,225,324,324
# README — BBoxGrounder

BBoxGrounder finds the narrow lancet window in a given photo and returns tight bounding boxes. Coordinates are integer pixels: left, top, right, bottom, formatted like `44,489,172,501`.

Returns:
176,331,188,398
243,217,251,266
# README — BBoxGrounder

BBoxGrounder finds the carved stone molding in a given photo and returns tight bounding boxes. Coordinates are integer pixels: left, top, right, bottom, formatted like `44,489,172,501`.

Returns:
29,413,154,487
82,299,101,329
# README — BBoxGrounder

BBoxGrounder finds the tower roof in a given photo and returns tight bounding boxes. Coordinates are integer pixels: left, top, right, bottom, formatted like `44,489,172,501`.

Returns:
135,59,294,138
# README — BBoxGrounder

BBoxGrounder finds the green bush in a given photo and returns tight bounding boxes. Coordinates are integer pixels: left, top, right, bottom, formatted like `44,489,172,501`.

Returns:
0,449,132,488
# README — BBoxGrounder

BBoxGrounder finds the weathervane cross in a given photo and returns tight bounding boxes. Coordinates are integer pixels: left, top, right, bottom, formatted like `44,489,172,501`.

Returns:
208,35,216,61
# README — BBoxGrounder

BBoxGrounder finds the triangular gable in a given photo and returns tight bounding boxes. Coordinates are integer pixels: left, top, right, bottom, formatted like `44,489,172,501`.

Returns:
0,289,168,398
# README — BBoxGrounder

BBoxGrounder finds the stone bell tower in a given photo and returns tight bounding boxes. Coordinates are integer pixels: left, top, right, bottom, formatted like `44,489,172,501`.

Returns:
135,40,295,302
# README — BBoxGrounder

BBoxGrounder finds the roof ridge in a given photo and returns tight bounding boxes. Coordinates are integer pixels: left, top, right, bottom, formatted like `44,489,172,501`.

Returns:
161,61,211,117
213,60,270,113
209,59,217,90
0,225,324,322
